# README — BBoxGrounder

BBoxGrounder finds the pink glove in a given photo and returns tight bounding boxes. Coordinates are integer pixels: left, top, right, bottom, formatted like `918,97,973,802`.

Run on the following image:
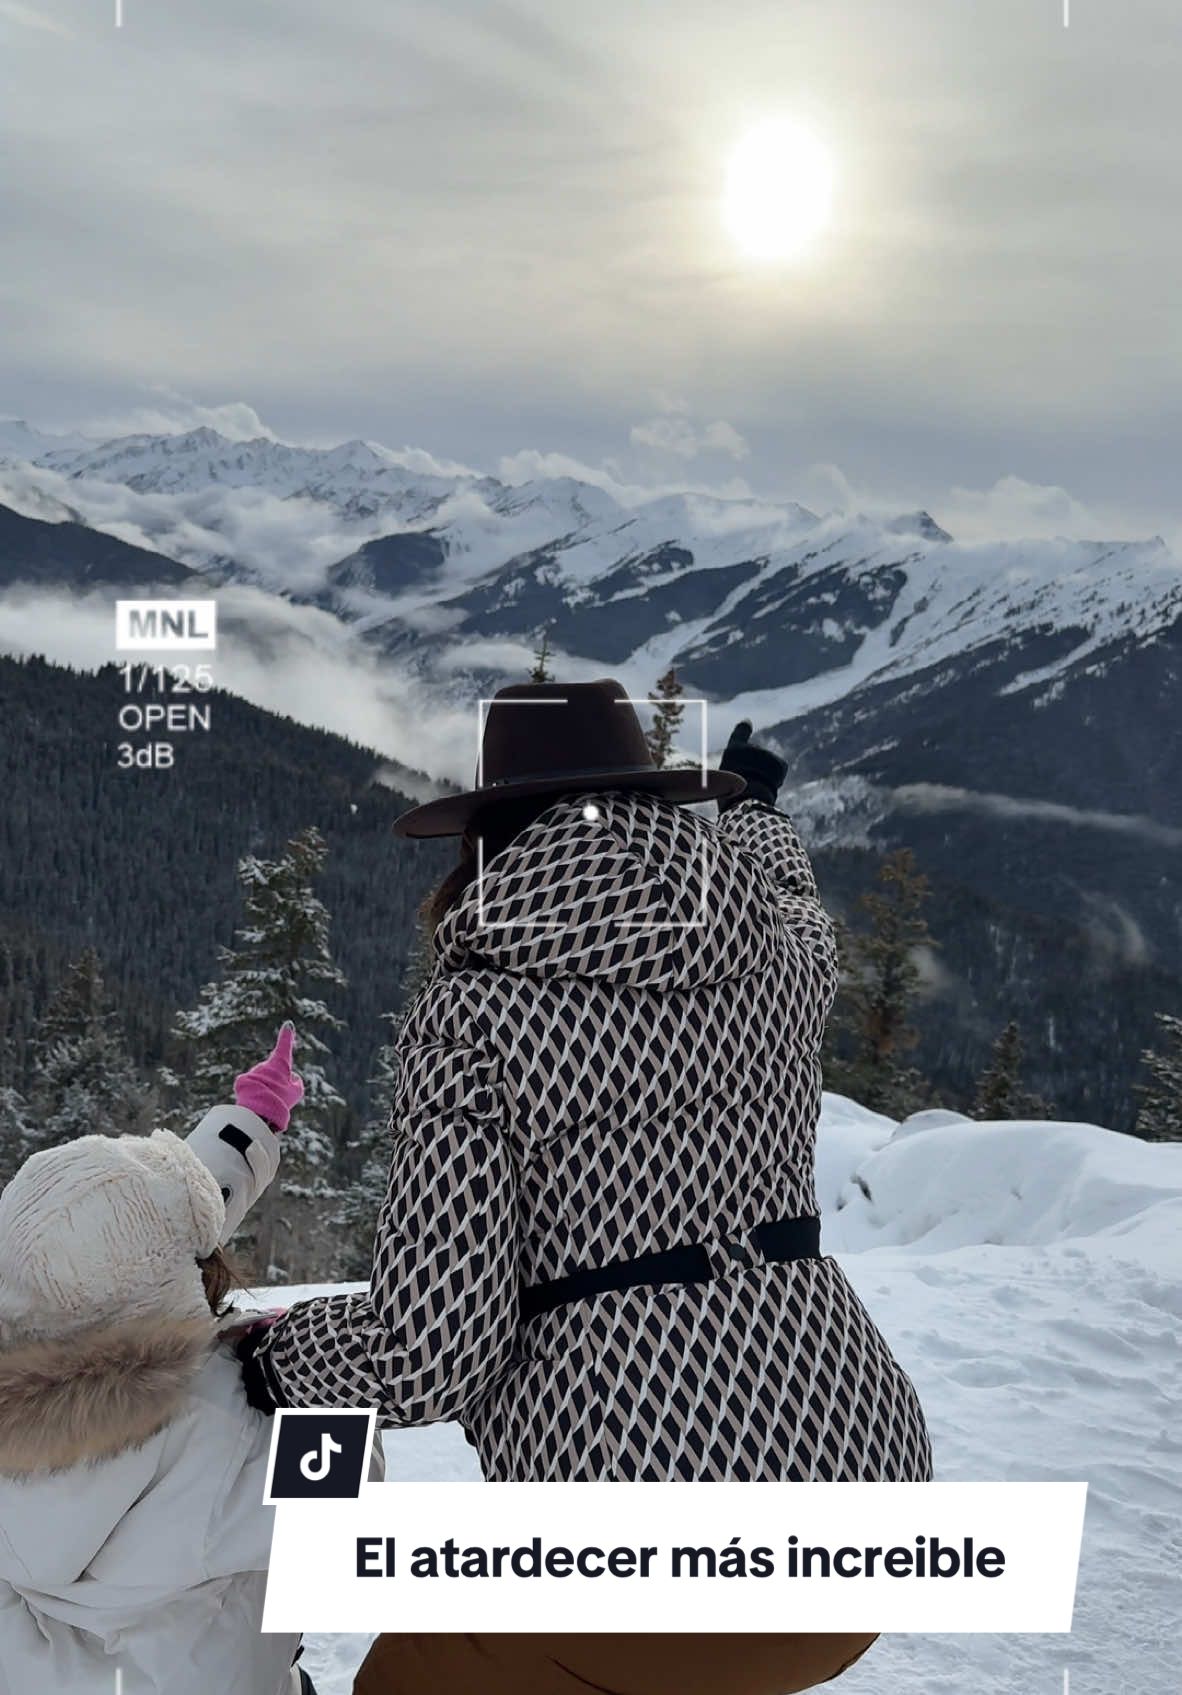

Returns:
220,1307,288,1343
234,1023,304,1132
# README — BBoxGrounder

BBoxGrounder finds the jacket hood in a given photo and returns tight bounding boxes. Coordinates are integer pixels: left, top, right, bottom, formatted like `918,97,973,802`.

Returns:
0,1341,302,1695
436,789,782,989
0,1312,217,1478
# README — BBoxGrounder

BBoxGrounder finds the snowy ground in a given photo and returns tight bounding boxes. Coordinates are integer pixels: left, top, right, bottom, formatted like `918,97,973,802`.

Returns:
258,1097,1182,1695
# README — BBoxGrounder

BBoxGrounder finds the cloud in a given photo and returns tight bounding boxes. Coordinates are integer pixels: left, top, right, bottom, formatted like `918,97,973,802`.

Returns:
1,0,1180,545
794,461,861,516
912,944,956,1000
940,476,1102,544
785,460,1169,549
893,783,1182,849
630,414,749,462
0,458,388,593
78,392,277,444
0,1,71,36
430,487,498,525
0,463,76,523
0,583,479,787
497,448,624,492
366,443,481,480
496,445,762,514
1077,893,1152,968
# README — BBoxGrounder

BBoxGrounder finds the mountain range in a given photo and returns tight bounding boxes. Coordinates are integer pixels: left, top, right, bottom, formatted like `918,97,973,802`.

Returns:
2,416,1179,1126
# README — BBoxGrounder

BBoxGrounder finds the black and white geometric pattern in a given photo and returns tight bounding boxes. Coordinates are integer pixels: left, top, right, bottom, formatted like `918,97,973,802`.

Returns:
256,794,933,1482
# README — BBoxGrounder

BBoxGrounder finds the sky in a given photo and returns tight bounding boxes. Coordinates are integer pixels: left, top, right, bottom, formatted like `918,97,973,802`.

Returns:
1,0,1180,540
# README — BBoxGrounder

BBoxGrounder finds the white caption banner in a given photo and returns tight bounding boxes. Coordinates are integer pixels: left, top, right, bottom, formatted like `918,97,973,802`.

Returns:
263,1481,1086,1634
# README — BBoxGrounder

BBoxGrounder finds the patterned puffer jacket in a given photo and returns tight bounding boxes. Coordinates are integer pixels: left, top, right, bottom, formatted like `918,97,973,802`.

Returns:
254,790,933,1482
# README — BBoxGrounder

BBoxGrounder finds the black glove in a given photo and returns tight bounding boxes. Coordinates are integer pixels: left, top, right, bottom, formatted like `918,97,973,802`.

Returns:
718,720,788,811
234,1322,285,1415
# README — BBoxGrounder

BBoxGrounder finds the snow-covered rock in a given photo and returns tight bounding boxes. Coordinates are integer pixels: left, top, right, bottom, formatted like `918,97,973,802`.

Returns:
893,1107,974,1136
822,1104,1182,1260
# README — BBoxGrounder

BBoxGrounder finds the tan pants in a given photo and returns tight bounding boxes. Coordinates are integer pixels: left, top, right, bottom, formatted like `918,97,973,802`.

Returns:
354,1633,879,1695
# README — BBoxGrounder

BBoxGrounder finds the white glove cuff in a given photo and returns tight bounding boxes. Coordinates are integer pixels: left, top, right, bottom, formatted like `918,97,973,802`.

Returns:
185,1104,282,1245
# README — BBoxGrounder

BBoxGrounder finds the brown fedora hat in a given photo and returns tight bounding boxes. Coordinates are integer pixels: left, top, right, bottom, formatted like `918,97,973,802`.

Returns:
392,678,746,838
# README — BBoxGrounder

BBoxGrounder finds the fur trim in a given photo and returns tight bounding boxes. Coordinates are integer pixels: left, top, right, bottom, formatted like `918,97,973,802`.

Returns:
0,1312,217,1478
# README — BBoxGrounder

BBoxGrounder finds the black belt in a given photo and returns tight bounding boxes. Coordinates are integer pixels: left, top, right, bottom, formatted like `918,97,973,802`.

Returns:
520,1214,821,1322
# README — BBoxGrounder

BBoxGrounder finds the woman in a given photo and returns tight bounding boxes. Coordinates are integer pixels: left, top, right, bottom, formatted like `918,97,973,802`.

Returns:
242,679,932,1693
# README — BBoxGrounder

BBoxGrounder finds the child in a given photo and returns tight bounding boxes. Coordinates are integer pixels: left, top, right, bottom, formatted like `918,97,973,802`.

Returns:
0,1025,312,1695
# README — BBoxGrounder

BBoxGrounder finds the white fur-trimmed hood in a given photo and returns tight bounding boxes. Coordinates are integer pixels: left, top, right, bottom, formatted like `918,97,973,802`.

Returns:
0,1311,217,1478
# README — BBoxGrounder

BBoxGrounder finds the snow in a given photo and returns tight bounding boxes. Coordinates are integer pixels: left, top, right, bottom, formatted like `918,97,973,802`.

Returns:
247,1097,1182,1695
2,420,1180,746
0,417,92,460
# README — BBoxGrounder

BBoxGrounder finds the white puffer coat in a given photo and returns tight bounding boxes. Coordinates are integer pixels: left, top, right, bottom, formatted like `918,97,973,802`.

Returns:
0,1318,298,1695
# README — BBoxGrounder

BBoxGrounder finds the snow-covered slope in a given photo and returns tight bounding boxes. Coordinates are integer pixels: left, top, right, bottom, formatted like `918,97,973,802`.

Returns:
6,421,1178,721
819,1098,1182,1257
0,418,90,461
35,427,485,525
257,1099,1182,1695
1,414,1178,1129
1,418,1177,729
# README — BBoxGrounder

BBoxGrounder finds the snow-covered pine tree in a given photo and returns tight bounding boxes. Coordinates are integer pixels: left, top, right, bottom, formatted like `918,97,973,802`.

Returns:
0,936,18,1091
1135,1012,1182,1142
972,1020,1049,1120
0,1085,31,1189
328,1016,399,1281
823,850,934,1119
0,967,25,1184
171,826,347,1277
34,945,105,1047
646,668,686,769
529,629,554,683
28,948,156,1149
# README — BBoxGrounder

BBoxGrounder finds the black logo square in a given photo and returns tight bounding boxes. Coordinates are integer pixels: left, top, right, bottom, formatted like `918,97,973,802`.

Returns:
265,1409,375,1501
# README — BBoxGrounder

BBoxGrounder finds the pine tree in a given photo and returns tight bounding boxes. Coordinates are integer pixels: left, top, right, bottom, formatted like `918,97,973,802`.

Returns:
328,921,437,1280
0,977,25,1182
0,1085,31,1189
171,827,347,1276
529,630,554,683
824,850,934,1118
36,946,106,1046
28,949,155,1148
646,668,686,769
0,937,18,1090
328,1017,398,1281
973,1021,1048,1120
1135,1012,1182,1142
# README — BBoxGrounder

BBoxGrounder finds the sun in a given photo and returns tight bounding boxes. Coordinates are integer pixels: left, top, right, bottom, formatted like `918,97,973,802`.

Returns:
723,118,836,261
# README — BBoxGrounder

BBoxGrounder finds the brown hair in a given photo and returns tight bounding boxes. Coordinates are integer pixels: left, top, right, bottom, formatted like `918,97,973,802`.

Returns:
421,792,568,932
198,1247,245,1318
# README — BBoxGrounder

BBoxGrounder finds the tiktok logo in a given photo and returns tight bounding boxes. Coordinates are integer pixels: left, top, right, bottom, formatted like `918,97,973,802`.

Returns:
300,1431,344,1482
264,1409,377,1502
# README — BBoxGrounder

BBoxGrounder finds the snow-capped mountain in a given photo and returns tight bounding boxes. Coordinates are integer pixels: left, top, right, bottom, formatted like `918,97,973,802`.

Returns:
7,421,1175,738
1,414,1178,1130
357,506,1179,728
3,415,1179,837
0,419,91,461
34,426,481,525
